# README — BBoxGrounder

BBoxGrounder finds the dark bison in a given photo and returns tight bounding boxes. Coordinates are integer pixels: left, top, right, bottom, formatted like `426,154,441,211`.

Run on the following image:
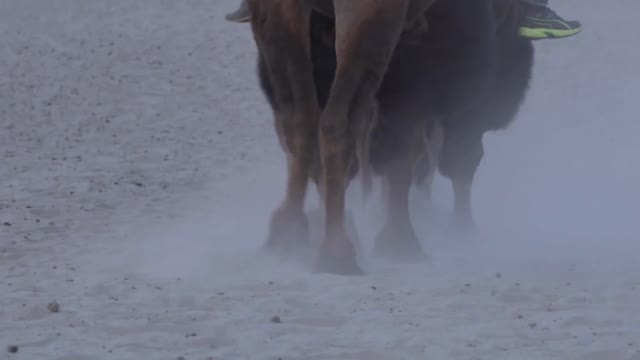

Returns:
255,0,534,271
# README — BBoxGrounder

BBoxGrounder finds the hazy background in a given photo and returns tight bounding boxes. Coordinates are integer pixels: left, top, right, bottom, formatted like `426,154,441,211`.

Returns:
1,0,639,359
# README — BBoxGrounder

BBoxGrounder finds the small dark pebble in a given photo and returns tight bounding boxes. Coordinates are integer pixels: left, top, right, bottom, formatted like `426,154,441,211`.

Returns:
7,345,18,353
48,301,60,313
465,283,471,287
528,323,537,328
271,316,281,324
3,222,11,227
371,286,377,290
496,272,502,279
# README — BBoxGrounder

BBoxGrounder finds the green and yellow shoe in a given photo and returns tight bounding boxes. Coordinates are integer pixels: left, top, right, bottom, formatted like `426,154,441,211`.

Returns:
519,6,582,40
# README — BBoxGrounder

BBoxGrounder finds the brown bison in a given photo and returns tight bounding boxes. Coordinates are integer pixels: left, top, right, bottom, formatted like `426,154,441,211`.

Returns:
253,0,534,274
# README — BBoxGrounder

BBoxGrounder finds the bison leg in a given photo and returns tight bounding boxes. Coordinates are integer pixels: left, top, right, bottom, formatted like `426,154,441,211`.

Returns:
438,124,484,233
372,131,427,261
313,0,413,275
250,0,318,257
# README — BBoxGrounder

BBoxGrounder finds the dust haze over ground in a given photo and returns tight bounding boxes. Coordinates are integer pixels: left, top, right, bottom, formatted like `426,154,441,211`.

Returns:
1,0,639,359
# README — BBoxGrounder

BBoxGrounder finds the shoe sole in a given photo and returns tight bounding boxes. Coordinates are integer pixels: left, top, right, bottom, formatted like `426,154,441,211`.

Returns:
225,14,251,23
519,26,582,40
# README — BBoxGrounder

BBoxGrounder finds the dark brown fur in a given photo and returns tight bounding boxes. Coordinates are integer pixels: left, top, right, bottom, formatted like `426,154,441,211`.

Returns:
368,0,534,257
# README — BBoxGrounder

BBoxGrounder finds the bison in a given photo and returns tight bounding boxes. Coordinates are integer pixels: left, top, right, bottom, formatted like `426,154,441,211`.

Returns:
254,0,534,273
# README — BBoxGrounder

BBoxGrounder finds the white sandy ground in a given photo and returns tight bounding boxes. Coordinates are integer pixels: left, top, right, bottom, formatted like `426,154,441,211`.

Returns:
1,0,640,359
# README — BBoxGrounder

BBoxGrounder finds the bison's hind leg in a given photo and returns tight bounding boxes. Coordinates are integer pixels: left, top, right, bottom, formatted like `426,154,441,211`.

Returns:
372,119,428,261
373,175,427,261
313,0,417,275
250,0,317,259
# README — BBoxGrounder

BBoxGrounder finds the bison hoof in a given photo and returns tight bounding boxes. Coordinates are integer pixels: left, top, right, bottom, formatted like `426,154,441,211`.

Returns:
306,208,361,249
373,224,427,261
314,254,364,276
444,214,477,243
450,212,476,234
314,238,364,276
263,207,310,258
